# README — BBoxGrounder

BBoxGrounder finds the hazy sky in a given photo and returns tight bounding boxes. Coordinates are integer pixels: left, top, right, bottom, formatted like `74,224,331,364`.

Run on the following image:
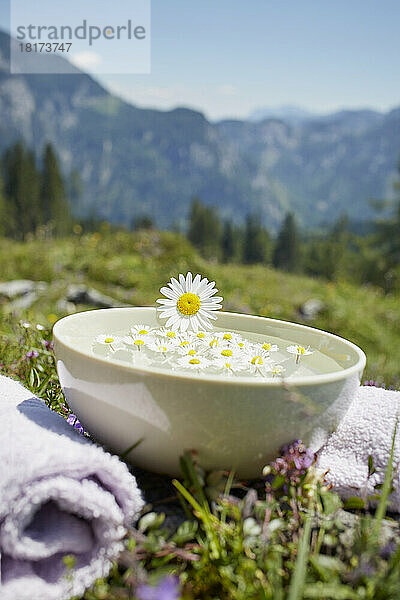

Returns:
2,0,400,120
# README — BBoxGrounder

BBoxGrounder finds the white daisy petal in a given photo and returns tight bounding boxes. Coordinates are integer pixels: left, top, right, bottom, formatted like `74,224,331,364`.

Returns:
186,272,193,291
160,286,179,300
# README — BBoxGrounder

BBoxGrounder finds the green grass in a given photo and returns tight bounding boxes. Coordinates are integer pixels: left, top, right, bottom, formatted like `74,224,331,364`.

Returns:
1,232,400,599
0,230,399,386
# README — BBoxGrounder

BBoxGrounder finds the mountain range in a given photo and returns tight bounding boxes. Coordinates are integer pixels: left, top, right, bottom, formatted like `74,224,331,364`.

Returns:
0,30,399,230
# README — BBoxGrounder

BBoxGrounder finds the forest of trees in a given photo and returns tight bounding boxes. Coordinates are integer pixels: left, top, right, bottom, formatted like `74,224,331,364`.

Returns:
186,165,400,293
0,142,71,239
1,140,399,293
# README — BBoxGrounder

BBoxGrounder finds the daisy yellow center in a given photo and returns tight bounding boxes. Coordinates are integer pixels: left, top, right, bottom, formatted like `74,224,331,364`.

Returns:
177,292,200,316
188,349,197,355
197,332,206,338
189,358,200,365
159,346,167,352
262,343,271,351
251,355,263,365
225,362,231,369
134,339,144,346
166,331,176,337
209,338,218,348
105,337,114,343
223,333,232,340
221,349,233,357
139,329,149,335
180,340,189,346
298,346,305,355
238,342,244,348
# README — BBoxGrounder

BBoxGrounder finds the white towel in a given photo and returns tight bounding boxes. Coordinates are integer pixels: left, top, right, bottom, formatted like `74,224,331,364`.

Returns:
317,385,400,509
0,375,144,600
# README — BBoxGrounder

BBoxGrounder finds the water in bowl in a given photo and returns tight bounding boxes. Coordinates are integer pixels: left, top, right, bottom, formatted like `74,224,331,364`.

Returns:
90,323,343,379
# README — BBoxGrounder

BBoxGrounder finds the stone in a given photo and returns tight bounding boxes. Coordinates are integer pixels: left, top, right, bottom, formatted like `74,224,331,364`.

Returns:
299,298,324,321
0,280,36,299
66,284,128,308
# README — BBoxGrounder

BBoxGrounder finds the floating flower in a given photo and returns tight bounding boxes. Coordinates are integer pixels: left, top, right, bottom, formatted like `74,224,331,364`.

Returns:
212,356,248,375
177,354,211,370
148,337,179,355
210,345,243,361
95,334,123,351
259,341,279,353
286,344,313,364
245,350,273,376
123,334,153,351
156,272,223,332
271,364,285,377
155,327,179,339
130,324,153,336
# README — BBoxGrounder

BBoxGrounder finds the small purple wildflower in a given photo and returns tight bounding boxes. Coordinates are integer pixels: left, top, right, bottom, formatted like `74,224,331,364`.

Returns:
364,380,386,388
267,440,315,486
43,340,54,351
136,575,180,600
25,350,39,359
66,414,86,435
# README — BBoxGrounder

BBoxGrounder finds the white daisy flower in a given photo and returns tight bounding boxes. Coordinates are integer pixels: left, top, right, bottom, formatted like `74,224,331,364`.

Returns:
210,345,243,361
154,327,180,340
287,344,313,364
148,337,179,354
259,341,279,353
245,350,274,376
270,364,286,377
212,356,248,376
156,272,223,332
177,343,204,357
177,354,211,370
94,334,123,351
123,334,151,351
216,331,244,344
130,324,154,337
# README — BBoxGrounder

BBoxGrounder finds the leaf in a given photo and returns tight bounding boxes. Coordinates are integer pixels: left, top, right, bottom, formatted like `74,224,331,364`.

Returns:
288,515,312,600
343,497,366,510
171,520,198,545
303,582,360,599
138,512,165,532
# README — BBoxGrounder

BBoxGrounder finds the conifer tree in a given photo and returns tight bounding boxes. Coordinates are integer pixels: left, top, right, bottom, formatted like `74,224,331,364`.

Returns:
272,212,301,272
0,174,8,237
40,143,70,236
222,219,235,262
187,197,221,259
243,214,268,264
2,142,40,239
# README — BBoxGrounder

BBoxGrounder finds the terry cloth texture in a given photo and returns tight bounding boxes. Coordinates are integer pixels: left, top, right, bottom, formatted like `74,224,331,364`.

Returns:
317,385,400,509
0,375,144,600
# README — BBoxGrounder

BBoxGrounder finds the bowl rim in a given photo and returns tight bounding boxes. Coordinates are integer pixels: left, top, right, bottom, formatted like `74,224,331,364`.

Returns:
53,307,366,388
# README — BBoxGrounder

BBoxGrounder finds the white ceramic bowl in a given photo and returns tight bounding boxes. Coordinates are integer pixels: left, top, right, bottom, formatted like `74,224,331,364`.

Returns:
53,308,366,477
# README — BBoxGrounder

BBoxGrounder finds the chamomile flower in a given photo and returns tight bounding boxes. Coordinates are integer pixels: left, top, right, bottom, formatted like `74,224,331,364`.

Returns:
123,334,151,351
95,334,123,351
210,345,243,361
148,337,179,355
287,344,313,364
245,350,274,376
130,324,154,337
217,331,244,344
270,364,286,377
177,354,211,371
156,272,223,332
259,341,279,353
212,356,248,376
155,327,179,340
177,344,203,357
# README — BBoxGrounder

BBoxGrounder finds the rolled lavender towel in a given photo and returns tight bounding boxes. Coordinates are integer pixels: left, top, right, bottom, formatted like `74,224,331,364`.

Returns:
0,375,144,600
316,385,400,509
